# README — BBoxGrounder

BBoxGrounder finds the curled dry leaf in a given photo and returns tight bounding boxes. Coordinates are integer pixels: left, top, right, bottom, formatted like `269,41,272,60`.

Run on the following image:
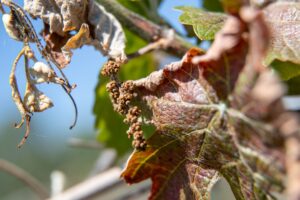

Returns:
29,61,64,85
121,8,297,200
61,23,91,63
2,13,22,41
24,0,88,36
24,84,53,113
24,0,126,68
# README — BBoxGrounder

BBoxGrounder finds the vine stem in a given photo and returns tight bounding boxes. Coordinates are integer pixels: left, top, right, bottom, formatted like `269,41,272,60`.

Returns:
96,0,202,57
127,30,175,60
0,159,49,199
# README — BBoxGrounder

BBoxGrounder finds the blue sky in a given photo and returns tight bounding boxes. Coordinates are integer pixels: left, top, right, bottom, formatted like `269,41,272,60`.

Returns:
0,0,200,152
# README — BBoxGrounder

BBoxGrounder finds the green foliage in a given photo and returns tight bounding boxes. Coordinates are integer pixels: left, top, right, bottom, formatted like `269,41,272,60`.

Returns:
272,60,300,81
94,30,156,156
286,76,300,95
203,0,223,12
176,6,227,40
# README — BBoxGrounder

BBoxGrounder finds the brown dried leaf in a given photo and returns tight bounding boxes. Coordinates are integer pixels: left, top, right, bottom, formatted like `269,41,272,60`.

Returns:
24,0,126,67
42,25,72,68
24,84,53,113
24,0,88,35
61,23,91,65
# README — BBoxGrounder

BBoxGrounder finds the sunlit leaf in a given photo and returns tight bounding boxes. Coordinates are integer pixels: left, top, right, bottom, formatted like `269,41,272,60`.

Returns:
263,2,300,66
176,6,227,40
122,14,289,200
122,132,220,200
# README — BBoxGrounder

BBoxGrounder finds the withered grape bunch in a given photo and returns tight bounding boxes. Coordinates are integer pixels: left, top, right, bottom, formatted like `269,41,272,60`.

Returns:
1,0,77,147
0,0,146,150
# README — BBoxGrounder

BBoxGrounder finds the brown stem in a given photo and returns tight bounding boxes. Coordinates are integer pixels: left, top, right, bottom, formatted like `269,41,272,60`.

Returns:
96,0,201,57
0,3,4,13
0,159,49,199
127,31,174,59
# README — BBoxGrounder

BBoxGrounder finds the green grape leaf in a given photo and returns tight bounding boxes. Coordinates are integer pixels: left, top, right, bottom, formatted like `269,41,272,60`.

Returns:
176,6,227,40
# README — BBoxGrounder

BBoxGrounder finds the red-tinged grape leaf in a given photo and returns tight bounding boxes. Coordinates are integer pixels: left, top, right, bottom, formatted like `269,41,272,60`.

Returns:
121,12,295,200
263,2,300,66
122,132,220,200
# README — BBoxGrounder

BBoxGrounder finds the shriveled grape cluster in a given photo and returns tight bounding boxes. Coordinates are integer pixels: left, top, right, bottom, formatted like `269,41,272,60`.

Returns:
101,60,147,150
1,0,77,147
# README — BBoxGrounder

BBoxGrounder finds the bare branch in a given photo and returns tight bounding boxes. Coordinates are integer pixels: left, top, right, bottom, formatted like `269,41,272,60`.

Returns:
67,138,103,150
0,159,49,199
48,167,122,200
96,0,201,57
127,30,175,60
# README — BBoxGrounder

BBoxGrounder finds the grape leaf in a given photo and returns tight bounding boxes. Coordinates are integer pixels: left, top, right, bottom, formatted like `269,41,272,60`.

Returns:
176,6,227,40
263,2,300,66
177,2,300,82
122,13,291,200
123,132,220,199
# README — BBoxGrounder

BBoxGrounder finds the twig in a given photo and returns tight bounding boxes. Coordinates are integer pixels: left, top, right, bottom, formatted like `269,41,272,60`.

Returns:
96,0,201,57
67,138,102,150
0,3,4,13
50,171,66,197
89,149,117,176
0,159,49,199
48,167,122,200
127,30,175,60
